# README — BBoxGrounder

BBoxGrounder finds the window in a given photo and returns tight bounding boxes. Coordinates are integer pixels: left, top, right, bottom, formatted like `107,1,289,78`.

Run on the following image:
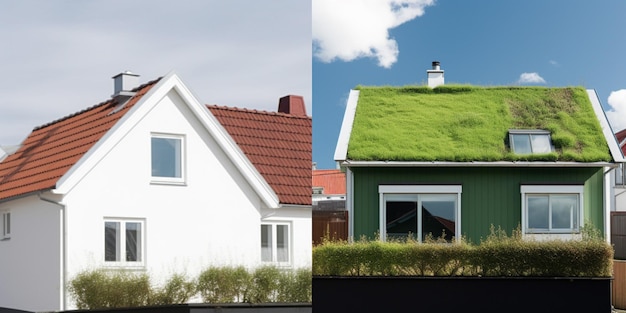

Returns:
104,219,144,265
151,134,184,183
2,211,10,239
616,163,626,186
509,130,553,154
379,185,462,242
521,185,583,234
261,223,290,265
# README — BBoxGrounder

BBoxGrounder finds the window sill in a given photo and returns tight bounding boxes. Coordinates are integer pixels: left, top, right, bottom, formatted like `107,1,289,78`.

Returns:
262,262,293,269
104,262,146,270
150,179,187,186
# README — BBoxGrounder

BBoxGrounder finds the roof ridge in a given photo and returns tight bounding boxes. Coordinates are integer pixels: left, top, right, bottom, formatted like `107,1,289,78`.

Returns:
33,77,162,131
206,104,311,119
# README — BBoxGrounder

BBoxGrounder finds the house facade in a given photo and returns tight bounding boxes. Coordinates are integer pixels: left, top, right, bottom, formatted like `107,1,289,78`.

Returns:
334,62,623,244
0,72,311,312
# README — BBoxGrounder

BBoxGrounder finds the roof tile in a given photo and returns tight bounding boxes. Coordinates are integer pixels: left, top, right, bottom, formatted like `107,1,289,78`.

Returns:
0,79,159,200
208,105,312,206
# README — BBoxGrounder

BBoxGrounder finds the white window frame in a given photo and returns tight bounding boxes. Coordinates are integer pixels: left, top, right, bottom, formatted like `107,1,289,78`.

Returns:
521,185,583,235
1,211,10,240
150,133,186,185
378,185,462,242
261,222,292,266
103,218,146,268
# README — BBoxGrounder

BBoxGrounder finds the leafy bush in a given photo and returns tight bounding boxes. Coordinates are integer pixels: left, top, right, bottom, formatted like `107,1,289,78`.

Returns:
312,226,613,277
277,268,312,303
68,265,312,309
197,266,250,303
68,270,151,309
150,273,196,305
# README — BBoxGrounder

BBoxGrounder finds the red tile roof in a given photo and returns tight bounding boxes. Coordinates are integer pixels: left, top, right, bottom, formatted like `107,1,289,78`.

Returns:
0,79,159,201
312,169,345,195
207,105,312,206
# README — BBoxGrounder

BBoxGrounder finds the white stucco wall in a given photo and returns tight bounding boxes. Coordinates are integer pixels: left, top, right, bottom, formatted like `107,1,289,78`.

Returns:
58,89,310,309
0,194,62,312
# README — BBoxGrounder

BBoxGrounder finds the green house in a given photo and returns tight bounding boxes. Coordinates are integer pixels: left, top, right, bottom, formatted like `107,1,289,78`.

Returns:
334,62,624,244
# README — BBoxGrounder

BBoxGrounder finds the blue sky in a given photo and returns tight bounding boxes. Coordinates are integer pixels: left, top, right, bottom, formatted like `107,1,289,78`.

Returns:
0,0,311,146
312,0,626,170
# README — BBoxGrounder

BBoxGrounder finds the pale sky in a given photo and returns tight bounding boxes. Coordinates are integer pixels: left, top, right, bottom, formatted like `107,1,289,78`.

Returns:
0,0,312,146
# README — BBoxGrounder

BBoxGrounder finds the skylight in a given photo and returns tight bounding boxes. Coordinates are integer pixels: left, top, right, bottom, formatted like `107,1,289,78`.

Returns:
509,130,553,154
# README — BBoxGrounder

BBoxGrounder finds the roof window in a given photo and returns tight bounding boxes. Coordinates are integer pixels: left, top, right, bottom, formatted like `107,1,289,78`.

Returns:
509,130,553,154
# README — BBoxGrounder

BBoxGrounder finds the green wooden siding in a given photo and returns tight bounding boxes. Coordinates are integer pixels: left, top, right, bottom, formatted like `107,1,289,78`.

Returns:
351,166,605,243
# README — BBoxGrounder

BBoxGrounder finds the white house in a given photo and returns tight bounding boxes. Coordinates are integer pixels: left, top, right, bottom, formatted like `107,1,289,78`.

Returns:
0,72,312,312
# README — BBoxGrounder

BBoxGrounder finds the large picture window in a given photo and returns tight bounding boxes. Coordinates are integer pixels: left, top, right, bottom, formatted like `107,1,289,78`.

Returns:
379,185,462,242
151,134,184,183
261,223,290,265
104,219,144,266
521,185,583,234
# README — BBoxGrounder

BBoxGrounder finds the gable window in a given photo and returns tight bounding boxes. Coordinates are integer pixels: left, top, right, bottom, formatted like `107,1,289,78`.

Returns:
261,222,290,265
1,211,10,240
521,185,583,234
509,130,553,154
379,185,462,242
104,219,145,266
151,134,185,184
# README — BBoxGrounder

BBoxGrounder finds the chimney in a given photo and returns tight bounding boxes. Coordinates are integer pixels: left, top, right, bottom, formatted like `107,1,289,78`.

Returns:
112,71,139,102
427,61,444,88
278,95,307,116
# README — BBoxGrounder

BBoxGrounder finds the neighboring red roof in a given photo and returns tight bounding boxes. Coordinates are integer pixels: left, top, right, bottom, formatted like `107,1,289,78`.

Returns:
616,128,626,155
312,169,346,195
208,105,312,206
0,79,159,200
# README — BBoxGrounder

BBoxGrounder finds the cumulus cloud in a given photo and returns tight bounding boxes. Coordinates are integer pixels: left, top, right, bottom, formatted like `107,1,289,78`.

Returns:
605,89,626,132
517,72,546,84
312,0,435,68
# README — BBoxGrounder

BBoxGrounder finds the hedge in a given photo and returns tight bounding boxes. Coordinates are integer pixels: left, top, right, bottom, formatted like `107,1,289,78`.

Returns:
312,226,613,277
68,265,311,309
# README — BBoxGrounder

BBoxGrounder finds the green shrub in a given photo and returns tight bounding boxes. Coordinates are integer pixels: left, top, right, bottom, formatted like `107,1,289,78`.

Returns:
247,265,281,303
197,266,250,303
149,273,196,305
277,268,312,303
68,270,151,309
69,265,312,309
312,225,613,277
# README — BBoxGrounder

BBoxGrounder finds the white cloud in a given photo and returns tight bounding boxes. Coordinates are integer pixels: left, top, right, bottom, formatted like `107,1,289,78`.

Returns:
517,72,546,84
312,0,435,68
605,89,626,132
549,60,559,67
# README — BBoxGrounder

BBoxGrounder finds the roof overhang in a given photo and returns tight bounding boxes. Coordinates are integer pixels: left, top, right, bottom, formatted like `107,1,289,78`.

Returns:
340,160,617,168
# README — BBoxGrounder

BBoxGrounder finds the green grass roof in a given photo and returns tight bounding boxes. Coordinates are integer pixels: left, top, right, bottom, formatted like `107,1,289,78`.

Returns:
347,85,611,162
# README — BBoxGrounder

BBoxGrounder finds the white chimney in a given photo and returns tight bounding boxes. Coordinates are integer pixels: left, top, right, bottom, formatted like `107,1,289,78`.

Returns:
427,61,444,88
112,71,139,102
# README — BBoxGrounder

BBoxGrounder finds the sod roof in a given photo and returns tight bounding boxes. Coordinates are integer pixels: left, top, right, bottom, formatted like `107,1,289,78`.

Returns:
347,85,612,162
